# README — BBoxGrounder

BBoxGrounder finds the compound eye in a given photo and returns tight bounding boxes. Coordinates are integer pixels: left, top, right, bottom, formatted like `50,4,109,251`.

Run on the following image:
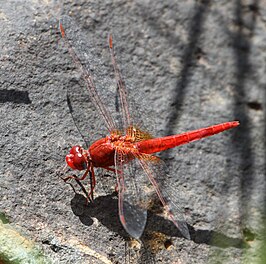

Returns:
66,145,87,170
66,152,87,170
69,145,82,155
73,153,87,170
66,154,76,170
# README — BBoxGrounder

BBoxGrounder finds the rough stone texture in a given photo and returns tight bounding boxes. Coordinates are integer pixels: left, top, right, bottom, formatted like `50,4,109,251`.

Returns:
0,0,265,263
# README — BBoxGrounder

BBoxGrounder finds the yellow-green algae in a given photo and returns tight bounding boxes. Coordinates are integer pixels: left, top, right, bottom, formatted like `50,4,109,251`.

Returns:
0,214,51,264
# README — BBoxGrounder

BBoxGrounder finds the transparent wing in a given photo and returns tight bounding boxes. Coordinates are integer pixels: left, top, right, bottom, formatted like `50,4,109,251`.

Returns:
136,154,191,240
108,34,155,136
114,147,190,239
109,35,131,131
114,150,150,239
59,15,116,133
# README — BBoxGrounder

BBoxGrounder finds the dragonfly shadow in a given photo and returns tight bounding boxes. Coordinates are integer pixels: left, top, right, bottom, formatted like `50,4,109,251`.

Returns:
163,1,211,137
146,213,249,249
70,192,248,249
70,192,129,238
137,1,213,193
190,227,249,249
0,89,31,104
66,91,90,148
138,0,211,138
228,0,263,231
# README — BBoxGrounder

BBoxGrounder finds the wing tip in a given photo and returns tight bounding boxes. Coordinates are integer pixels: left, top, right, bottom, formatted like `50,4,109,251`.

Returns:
109,34,113,49
119,212,147,239
182,229,191,240
59,21,65,38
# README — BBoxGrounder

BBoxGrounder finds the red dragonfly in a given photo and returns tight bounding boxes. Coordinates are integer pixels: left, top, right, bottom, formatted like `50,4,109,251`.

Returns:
59,16,239,240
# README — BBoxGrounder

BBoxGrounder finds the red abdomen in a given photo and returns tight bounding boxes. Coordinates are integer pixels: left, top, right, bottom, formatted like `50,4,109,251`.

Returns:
136,121,239,154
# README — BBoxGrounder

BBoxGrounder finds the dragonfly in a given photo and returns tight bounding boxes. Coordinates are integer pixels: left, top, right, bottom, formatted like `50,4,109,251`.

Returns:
59,16,239,240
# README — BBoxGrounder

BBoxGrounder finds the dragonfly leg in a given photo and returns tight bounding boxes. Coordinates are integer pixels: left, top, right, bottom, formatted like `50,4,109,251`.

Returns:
61,173,92,203
103,166,124,174
102,166,116,173
62,165,93,201
102,166,122,193
87,164,96,202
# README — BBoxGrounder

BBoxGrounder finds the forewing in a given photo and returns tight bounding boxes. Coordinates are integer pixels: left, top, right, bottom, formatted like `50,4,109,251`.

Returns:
109,35,131,131
114,150,152,239
137,154,191,239
59,15,117,133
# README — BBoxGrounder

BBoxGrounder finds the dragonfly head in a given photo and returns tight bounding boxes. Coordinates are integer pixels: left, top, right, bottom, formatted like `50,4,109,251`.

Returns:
66,145,87,170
